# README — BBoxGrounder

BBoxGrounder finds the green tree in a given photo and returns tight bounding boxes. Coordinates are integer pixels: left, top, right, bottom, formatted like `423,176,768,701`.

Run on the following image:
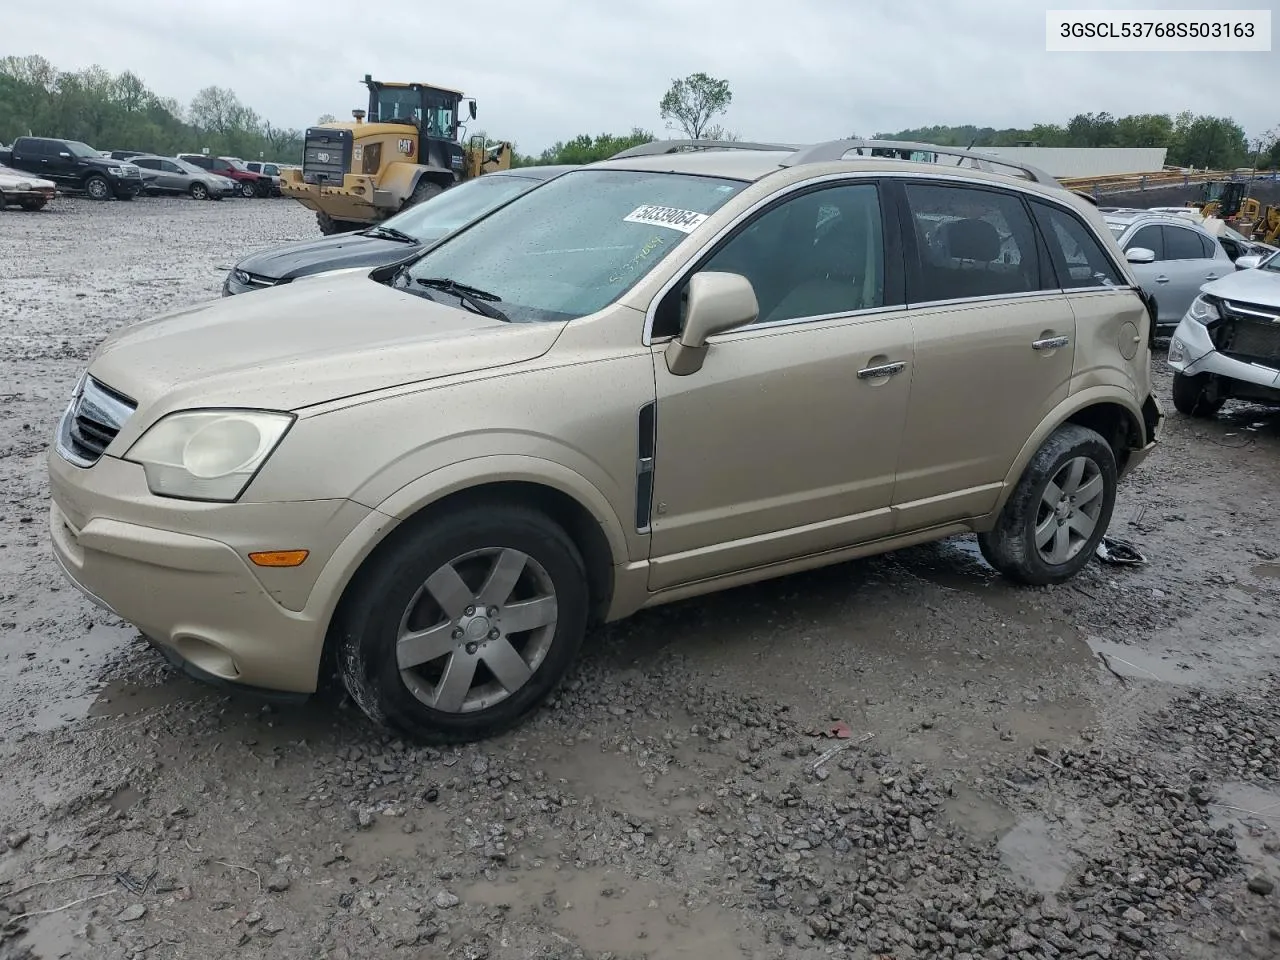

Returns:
534,128,655,165
658,73,732,140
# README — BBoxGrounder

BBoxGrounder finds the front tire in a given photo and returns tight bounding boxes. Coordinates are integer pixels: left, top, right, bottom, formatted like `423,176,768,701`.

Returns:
1171,372,1225,418
403,179,444,211
978,424,1117,586
84,175,111,200
20,197,46,211
336,505,590,744
239,181,256,198
190,181,209,200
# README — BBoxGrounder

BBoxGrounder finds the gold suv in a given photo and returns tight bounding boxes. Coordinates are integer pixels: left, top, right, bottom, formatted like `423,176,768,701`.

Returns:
48,139,1163,742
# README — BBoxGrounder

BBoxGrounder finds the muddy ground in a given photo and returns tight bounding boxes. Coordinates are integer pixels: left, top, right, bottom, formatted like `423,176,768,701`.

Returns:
1,195,1279,960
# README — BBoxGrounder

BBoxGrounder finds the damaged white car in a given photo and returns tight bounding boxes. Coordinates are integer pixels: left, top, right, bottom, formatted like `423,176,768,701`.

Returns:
0,164,56,211
1168,248,1280,417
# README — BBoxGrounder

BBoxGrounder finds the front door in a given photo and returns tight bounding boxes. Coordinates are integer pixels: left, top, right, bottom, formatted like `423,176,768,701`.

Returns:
648,180,914,590
891,180,1077,531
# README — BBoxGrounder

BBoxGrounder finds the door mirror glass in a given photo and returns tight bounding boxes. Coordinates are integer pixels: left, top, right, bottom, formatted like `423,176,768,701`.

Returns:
1234,254,1262,270
665,272,758,376
469,101,477,120
1125,247,1156,264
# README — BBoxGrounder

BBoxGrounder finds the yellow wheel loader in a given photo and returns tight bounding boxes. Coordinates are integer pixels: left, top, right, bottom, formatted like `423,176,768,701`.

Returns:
279,75,513,235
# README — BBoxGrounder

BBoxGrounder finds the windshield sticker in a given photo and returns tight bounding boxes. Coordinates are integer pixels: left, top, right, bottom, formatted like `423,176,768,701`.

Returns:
623,204,708,234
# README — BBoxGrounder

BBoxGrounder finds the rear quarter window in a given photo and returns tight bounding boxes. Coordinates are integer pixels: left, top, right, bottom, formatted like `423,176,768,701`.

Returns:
1030,201,1124,289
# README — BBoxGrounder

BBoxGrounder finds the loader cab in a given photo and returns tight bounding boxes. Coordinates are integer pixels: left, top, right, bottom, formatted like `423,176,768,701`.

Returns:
363,76,475,145
1191,180,1246,218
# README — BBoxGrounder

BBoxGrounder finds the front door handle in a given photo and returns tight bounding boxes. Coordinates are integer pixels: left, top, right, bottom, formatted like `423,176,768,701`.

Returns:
1032,335,1070,351
1154,275,1170,284
1206,273,1219,280
857,360,907,380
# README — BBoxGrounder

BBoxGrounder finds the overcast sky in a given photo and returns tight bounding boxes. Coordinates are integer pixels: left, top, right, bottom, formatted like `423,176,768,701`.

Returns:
7,0,1277,152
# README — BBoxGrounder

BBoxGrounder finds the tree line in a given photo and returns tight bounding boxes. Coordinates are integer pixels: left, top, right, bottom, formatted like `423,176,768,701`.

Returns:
0,55,304,163
3,56,1273,173
872,112,1278,171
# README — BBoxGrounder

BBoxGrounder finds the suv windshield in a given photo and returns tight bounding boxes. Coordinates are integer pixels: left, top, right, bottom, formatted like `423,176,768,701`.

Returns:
381,174,544,241
401,169,746,322
64,141,99,158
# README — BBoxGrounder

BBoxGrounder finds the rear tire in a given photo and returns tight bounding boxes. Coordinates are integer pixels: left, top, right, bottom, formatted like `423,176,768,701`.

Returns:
977,424,1117,586
19,197,46,211
336,504,590,744
1171,372,1225,418
190,182,209,200
316,211,363,235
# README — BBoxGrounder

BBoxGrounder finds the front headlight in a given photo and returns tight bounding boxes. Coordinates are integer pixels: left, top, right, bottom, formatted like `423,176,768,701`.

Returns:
124,409,294,502
107,166,123,176
1187,295,1220,326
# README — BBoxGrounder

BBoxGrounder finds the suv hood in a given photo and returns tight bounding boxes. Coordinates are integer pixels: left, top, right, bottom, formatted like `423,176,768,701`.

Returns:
1202,265,1280,306
87,271,562,414
237,231,422,281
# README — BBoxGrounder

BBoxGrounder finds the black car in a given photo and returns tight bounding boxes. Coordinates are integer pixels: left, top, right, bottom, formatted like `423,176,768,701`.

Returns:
6,137,143,200
222,165,576,295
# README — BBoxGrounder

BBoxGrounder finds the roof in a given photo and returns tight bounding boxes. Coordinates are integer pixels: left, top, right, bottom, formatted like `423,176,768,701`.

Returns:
495,164,578,180
1102,208,1210,231
589,138,1087,204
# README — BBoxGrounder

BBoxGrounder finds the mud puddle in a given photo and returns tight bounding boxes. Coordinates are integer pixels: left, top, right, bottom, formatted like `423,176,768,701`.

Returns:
466,864,748,958
1210,781,1280,867
1088,626,1280,689
995,810,1087,896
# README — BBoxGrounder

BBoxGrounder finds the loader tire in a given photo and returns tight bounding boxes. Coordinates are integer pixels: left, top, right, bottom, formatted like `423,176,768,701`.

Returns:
316,211,363,236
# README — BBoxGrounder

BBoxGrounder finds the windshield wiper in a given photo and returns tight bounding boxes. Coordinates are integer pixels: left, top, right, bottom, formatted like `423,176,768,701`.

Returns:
414,277,509,322
366,225,419,244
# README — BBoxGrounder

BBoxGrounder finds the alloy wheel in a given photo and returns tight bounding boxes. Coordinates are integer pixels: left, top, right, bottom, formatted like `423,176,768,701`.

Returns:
1034,455,1105,565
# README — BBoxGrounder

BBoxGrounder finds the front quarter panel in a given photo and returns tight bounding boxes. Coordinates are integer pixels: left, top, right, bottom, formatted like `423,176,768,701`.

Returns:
243,314,656,565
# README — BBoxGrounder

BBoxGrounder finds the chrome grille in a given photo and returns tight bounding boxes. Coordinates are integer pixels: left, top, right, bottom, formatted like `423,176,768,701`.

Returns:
1217,299,1280,366
236,269,283,288
56,376,137,467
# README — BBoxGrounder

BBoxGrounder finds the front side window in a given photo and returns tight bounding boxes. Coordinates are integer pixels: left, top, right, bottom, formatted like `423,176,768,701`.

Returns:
384,175,542,241
1031,201,1123,289
63,141,99,158
1126,225,1164,260
134,157,160,170
401,170,746,323
696,182,888,325
904,182,1045,301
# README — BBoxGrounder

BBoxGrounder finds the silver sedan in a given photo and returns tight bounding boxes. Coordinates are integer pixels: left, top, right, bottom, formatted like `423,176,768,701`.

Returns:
132,155,234,200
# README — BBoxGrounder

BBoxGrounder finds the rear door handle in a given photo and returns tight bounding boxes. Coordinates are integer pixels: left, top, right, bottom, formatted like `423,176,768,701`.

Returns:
857,361,907,380
1206,274,1219,280
1154,275,1170,283
1032,336,1070,351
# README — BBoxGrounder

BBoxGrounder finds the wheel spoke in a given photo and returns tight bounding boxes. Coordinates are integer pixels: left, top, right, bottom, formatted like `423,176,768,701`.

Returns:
482,638,533,692
1035,514,1057,549
478,549,527,606
425,563,474,620
1049,524,1071,564
1074,473,1104,509
1040,480,1063,511
1067,510,1097,540
500,595,557,634
396,621,458,670
1060,458,1086,495
433,653,478,712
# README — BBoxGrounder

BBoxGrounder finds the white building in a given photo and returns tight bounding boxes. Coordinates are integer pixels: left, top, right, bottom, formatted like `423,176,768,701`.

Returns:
973,147,1168,179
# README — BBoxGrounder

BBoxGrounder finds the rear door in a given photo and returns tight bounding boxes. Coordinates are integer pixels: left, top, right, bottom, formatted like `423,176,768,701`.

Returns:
1161,224,1225,320
158,160,187,191
891,179,1077,531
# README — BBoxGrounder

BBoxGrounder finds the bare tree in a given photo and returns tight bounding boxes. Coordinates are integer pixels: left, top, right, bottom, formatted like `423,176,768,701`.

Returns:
658,73,732,140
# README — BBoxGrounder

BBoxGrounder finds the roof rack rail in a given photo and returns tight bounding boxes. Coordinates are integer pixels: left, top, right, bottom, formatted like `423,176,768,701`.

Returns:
781,139,1059,187
609,139,799,160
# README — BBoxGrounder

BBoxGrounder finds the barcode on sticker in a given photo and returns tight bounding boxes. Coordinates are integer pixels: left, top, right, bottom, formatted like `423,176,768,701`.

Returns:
622,204,708,233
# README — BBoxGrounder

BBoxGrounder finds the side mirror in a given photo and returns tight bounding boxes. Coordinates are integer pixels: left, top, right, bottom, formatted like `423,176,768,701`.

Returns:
664,272,759,376
1234,254,1262,270
58,151,71,158
469,101,477,120
1125,247,1156,264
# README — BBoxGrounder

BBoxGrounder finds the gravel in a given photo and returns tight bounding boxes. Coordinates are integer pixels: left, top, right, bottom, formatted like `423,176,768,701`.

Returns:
1,196,1279,959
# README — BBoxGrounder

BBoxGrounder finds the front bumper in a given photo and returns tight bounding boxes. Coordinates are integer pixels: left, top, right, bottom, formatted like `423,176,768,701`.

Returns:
1168,315,1280,393
48,451,374,695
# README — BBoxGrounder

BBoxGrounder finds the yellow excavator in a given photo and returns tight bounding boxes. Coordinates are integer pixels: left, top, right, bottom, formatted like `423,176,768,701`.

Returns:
279,75,512,235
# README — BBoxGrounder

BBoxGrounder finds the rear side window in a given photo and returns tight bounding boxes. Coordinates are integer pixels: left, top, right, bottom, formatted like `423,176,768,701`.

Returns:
1031,201,1124,289
1164,226,1207,261
134,157,159,169
903,183,1044,302
1198,233,1217,258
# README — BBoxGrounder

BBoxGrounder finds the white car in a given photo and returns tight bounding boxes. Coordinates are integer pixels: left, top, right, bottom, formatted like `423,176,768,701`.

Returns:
0,164,56,211
1167,249,1280,416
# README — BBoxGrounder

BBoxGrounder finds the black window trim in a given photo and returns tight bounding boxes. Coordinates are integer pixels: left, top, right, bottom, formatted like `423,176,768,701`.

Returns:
645,173,906,344
1029,197,1129,293
896,177,1065,309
